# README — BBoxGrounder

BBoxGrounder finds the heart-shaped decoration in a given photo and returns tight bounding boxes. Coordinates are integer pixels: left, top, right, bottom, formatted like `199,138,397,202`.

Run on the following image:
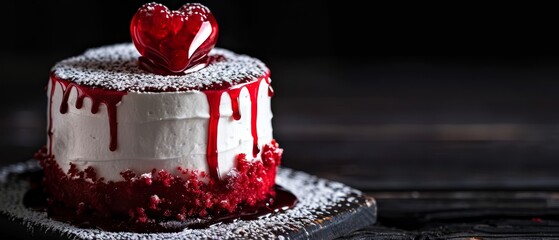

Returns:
130,3,219,74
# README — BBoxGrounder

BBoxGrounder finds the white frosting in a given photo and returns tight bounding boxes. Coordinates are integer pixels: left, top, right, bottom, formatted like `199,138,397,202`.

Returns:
51,44,269,92
47,77,273,181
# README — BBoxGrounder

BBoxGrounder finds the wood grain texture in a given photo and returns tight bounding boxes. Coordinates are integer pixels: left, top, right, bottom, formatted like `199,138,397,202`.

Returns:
339,191,559,239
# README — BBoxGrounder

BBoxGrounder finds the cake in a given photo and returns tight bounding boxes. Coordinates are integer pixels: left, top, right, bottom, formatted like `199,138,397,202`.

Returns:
34,2,283,224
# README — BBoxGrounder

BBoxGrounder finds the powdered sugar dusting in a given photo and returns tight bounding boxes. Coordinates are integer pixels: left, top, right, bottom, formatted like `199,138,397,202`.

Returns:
0,160,374,239
51,43,269,92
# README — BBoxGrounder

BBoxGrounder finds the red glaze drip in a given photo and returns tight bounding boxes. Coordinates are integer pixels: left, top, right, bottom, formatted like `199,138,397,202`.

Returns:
47,78,56,155
50,74,126,152
204,90,222,180
203,77,268,177
246,80,262,157
228,87,242,121
265,78,274,97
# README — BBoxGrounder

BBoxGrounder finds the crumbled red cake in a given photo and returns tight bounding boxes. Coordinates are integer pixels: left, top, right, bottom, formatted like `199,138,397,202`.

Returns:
34,140,282,223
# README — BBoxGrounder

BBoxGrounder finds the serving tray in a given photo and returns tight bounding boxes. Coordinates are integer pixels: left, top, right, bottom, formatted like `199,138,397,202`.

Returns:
0,160,376,239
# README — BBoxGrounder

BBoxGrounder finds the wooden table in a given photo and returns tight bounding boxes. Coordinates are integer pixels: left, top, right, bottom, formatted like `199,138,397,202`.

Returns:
3,59,559,239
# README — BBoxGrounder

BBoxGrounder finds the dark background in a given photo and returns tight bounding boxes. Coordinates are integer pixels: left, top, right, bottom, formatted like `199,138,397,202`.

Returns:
3,0,559,191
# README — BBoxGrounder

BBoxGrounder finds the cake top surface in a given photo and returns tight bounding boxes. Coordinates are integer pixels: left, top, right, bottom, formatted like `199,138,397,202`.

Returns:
51,43,269,92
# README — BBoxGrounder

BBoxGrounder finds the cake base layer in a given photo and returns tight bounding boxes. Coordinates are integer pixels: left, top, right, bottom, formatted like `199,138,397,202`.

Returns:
34,140,282,222
0,159,376,239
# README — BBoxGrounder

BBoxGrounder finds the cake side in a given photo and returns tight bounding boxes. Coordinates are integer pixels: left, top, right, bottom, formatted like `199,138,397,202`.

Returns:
42,43,282,221
47,75,274,181
35,140,282,222
47,44,276,181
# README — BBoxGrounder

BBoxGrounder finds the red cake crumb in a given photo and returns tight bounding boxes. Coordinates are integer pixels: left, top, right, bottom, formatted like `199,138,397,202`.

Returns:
34,140,282,222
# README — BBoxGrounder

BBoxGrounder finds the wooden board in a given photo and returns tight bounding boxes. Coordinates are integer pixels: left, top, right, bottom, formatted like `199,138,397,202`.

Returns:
0,160,376,240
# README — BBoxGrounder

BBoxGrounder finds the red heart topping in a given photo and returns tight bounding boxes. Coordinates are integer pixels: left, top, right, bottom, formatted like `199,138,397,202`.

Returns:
130,3,219,74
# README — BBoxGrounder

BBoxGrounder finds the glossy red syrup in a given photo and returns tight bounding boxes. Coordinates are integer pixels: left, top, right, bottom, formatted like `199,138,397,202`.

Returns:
47,76,56,155
49,74,126,152
204,90,222,180
203,76,270,173
33,140,286,232
131,3,219,74
265,78,274,97
24,181,296,233
247,80,262,157
228,87,242,121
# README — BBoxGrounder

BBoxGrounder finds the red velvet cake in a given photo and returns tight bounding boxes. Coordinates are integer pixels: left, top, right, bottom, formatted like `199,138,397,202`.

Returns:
34,2,283,224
